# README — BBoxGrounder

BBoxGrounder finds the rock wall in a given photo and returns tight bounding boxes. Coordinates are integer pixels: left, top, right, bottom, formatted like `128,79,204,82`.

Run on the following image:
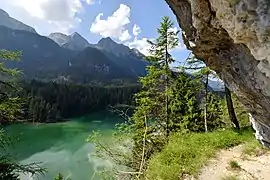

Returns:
165,0,270,146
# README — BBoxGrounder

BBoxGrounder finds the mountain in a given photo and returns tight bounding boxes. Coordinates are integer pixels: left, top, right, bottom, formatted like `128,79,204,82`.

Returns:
95,37,148,76
0,11,148,84
96,37,138,57
48,32,90,51
0,9,37,33
49,34,148,76
0,25,75,78
65,47,135,84
0,26,146,83
48,33,69,46
208,79,225,91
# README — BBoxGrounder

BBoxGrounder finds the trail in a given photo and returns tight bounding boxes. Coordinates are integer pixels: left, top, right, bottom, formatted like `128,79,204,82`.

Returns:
197,144,270,180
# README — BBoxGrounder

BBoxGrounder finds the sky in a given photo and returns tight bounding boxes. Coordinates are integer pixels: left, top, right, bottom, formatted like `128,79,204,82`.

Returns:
0,0,191,66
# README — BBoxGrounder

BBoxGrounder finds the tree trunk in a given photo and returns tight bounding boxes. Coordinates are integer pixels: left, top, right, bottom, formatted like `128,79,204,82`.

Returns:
165,34,169,140
204,73,208,132
225,85,240,130
165,78,169,138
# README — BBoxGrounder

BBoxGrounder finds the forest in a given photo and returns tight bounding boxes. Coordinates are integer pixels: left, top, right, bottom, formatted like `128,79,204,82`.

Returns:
0,16,252,180
18,80,140,123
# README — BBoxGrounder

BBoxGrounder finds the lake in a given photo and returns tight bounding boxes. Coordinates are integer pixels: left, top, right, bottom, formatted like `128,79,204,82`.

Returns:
5,111,121,180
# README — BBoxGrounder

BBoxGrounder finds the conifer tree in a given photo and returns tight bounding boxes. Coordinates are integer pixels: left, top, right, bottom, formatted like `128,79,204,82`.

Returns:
184,55,239,130
147,16,179,138
184,55,211,132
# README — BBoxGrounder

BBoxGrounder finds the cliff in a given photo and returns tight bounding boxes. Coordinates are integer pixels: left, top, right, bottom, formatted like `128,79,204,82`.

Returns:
165,0,270,147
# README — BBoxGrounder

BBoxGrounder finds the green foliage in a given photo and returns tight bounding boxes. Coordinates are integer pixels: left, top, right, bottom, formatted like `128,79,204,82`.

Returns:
221,94,250,127
206,93,226,130
18,80,140,123
241,138,265,157
87,130,134,180
169,72,204,132
146,128,254,180
0,50,22,124
0,50,46,179
54,173,71,180
229,160,241,170
88,16,228,180
125,16,190,177
54,173,64,180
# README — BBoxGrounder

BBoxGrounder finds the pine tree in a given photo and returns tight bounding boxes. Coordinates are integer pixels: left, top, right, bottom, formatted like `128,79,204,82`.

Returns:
184,55,239,130
147,16,179,138
184,55,211,132
170,72,204,132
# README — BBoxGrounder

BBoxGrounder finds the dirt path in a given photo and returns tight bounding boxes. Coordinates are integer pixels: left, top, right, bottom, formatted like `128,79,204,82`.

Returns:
197,144,270,180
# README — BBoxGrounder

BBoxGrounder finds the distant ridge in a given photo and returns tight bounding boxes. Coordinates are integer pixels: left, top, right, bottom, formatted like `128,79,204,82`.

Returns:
0,9,37,33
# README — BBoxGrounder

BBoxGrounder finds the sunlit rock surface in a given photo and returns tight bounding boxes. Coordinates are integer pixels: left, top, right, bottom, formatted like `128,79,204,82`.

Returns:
166,0,270,147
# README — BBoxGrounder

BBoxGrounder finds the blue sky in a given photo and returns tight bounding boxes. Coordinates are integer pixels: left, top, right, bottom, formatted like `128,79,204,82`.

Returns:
0,0,190,65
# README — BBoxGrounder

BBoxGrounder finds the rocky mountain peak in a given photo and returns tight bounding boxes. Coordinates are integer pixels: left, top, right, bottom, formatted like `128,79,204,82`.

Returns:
69,32,89,44
48,33,69,46
48,32,90,50
96,37,134,57
97,37,117,46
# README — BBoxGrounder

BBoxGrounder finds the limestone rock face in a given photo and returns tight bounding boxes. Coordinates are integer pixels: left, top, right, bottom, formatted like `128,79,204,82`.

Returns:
165,0,270,146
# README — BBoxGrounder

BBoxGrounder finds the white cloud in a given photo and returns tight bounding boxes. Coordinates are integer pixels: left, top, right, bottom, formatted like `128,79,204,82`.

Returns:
119,30,131,42
127,26,186,56
168,27,186,52
132,24,141,37
127,37,152,56
85,0,94,4
0,0,98,35
85,0,102,5
90,4,132,42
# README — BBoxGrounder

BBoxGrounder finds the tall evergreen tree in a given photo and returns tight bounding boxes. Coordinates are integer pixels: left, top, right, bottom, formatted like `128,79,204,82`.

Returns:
184,55,211,132
147,16,179,138
184,55,240,130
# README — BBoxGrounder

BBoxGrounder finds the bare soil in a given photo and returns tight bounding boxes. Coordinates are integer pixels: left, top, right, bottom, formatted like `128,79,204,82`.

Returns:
197,144,270,180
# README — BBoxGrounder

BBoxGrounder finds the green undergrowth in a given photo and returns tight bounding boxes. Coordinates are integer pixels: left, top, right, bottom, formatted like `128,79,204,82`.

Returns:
229,160,241,170
241,137,266,157
146,127,255,180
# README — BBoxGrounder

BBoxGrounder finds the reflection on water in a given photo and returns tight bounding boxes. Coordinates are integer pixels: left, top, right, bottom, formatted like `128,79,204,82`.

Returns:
5,111,120,180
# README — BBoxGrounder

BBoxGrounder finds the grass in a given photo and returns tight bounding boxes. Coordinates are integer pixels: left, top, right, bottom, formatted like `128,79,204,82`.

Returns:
229,160,241,170
241,138,266,157
145,127,254,180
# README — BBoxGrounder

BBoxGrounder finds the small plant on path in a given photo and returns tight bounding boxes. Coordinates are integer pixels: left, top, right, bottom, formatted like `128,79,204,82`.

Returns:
229,160,241,170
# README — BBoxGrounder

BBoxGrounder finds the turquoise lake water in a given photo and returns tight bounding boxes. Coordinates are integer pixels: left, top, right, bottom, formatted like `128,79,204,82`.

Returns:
5,112,121,180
